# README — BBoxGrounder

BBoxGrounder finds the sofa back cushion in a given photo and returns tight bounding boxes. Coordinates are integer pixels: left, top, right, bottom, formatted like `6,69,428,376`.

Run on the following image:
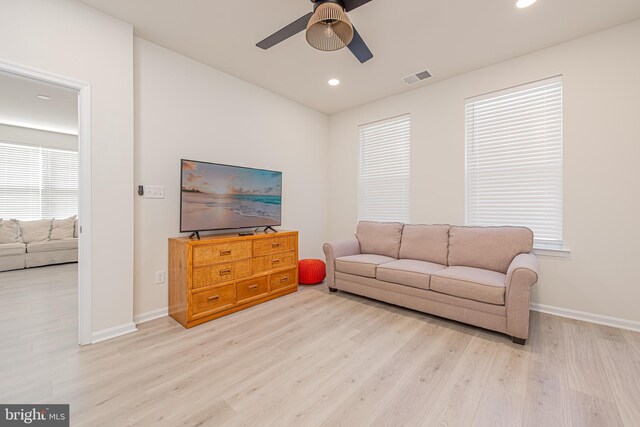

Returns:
448,226,533,273
0,219,21,244
356,221,403,258
18,219,53,244
51,216,77,240
399,224,450,265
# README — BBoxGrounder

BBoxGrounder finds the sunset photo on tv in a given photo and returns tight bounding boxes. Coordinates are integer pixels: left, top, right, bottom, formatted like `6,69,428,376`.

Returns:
180,160,282,232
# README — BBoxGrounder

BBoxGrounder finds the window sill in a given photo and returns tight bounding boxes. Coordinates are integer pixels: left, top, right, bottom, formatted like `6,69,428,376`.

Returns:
533,246,571,258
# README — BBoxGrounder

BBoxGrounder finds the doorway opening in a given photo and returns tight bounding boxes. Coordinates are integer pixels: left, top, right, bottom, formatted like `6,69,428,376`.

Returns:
0,61,92,345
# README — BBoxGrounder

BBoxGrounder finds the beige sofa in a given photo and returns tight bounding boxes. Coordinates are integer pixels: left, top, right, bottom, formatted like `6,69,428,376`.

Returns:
323,221,539,344
0,217,78,272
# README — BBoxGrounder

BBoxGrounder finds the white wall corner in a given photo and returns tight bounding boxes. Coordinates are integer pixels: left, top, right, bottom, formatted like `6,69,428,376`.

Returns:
91,322,138,344
530,303,640,333
134,307,169,325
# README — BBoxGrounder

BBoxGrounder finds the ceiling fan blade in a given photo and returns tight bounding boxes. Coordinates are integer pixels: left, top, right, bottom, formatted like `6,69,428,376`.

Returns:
343,0,373,12
347,27,373,63
256,12,314,50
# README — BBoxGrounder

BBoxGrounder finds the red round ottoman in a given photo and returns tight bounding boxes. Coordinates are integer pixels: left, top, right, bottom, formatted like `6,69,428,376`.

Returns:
298,259,326,285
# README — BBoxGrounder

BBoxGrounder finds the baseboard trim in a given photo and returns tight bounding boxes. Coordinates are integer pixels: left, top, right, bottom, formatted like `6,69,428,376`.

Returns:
530,303,640,333
91,322,138,344
134,307,169,325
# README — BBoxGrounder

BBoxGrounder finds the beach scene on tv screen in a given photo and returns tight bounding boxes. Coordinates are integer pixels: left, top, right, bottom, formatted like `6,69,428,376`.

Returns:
181,160,282,231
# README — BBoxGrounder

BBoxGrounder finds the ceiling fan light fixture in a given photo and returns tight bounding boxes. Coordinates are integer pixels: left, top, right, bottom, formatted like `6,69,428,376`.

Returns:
306,2,354,52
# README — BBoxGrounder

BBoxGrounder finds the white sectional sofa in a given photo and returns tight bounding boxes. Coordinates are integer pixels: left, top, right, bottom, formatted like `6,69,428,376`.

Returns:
0,216,78,272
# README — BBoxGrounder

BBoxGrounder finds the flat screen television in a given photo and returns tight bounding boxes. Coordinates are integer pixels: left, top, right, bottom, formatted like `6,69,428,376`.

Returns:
180,159,282,232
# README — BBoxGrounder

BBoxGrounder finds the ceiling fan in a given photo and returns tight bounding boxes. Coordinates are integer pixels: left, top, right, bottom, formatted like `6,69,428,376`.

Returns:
256,0,374,63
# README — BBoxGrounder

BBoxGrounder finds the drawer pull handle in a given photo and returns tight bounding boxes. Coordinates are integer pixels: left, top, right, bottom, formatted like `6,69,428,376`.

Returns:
220,268,232,276
249,284,259,290
208,295,220,301
280,277,289,283
272,243,281,248
272,259,280,264
220,250,232,256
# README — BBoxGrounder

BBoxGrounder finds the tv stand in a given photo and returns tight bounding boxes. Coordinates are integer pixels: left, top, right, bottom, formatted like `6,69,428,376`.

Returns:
168,231,299,328
189,231,201,240
264,226,278,233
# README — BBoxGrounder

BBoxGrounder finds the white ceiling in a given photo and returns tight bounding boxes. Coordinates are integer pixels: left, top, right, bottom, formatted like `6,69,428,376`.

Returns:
77,0,640,115
0,71,78,134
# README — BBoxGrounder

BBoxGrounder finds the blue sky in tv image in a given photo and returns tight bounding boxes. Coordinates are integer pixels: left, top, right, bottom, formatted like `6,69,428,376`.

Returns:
181,160,282,231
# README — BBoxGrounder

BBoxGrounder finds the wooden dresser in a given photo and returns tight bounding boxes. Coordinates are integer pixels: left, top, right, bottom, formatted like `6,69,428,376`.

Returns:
168,230,298,328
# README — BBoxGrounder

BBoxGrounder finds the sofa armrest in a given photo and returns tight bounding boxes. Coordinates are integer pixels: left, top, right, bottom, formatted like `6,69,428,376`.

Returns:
505,253,539,339
507,253,539,290
323,238,361,289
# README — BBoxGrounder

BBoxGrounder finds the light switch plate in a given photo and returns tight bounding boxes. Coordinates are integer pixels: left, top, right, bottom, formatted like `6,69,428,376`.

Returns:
145,186,165,199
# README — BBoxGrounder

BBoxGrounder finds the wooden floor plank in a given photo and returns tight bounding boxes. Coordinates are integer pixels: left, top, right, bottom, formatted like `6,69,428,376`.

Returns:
591,324,640,425
563,319,617,402
472,341,531,427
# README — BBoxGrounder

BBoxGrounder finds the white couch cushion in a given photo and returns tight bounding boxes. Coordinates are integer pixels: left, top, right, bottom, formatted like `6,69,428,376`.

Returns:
0,242,26,256
18,219,53,244
0,219,21,244
335,254,396,278
377,259,446,291
51,216,77,240
27,238,77,253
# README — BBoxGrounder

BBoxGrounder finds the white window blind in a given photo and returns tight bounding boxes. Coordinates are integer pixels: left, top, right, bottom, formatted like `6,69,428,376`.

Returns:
465,76,563,248
358,115,411,223
0,141,78,221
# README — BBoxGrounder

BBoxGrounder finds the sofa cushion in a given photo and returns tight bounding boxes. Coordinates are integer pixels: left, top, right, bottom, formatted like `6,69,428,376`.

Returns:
431,266,506,305
377,259,446,291
356,221,403,258
335,254,395,278
51,216,77,240
18,219,53,244
399,224,450,265
0,219,21,244
448,226,533,274
27,238,78,253
0,242,26,256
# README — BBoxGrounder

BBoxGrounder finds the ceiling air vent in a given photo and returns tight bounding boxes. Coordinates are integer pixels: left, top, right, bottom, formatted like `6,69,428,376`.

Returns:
402,70,432,86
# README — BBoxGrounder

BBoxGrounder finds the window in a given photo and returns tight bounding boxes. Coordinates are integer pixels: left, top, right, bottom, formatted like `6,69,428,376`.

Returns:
465,76,563,248
0,141,78,220
358,114,411,223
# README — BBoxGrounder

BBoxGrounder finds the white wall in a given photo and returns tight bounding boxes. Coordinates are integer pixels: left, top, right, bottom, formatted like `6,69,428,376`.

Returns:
0,0,135,334
0,123,77,151
328,20,640,323
134,38,328,317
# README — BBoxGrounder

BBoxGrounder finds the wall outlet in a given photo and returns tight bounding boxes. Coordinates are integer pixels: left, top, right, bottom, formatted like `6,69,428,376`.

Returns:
155,271,165,284
145,186,165,199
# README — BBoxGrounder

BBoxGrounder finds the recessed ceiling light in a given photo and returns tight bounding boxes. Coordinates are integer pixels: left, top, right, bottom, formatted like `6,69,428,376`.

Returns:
37,95,51,100
328,79,340,86
516,0,538,8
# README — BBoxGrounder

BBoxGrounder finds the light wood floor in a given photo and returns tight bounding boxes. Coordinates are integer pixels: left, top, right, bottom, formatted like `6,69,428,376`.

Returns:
1,264,639,426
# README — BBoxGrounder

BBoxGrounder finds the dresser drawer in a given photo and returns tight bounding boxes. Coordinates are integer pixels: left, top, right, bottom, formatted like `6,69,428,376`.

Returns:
192,260,251,289
253,235,296,257
192,241,252,267
252,250,296,275
191,284,236,318
270,268,297,292
236,276,269,303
